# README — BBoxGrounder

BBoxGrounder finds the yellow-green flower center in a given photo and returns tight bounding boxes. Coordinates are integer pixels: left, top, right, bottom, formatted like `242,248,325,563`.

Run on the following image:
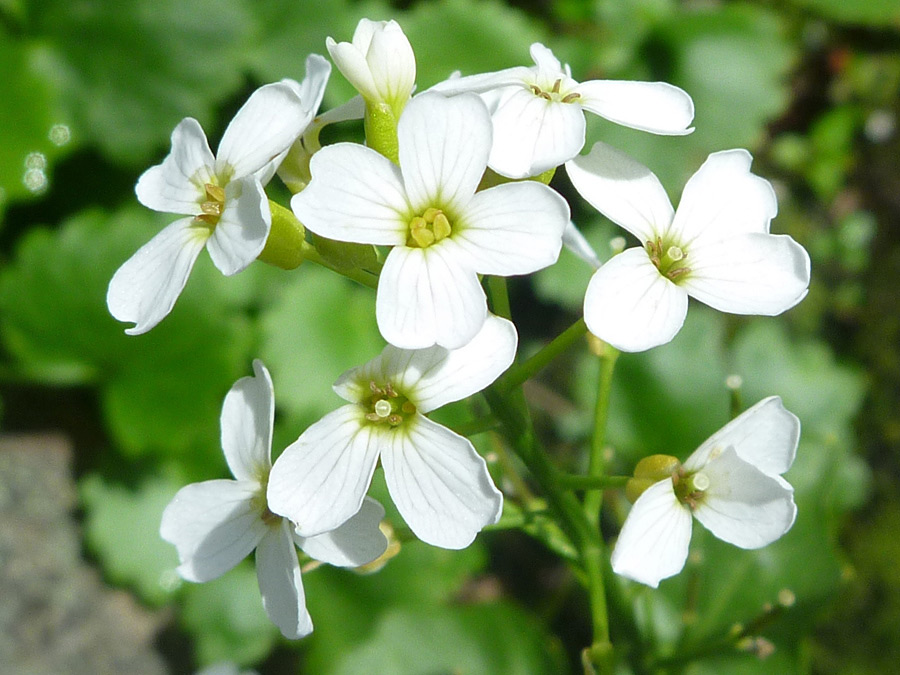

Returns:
646,236,691,282
197,182,226,227
407,207,452,248
528,79,581,104
673,470,710,510
363,381,417,427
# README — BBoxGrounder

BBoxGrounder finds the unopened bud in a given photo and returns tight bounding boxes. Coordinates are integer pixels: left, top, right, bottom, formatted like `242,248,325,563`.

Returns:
625,454,681,502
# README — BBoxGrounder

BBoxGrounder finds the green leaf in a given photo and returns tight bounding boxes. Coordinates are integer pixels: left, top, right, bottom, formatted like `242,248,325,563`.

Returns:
0,206,255,462
787,0,900,26
180,563,277,667
258,263,382,427
0,35,71,213
402,0,546,89
330,604,567,675
80,473,182,606
30,0,252,164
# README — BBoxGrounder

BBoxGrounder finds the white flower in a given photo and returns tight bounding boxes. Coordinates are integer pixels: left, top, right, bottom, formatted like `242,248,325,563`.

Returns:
566,142,811,352
291,92,569,349
326,18,415,115
429,43,694,179
610,396,800,588
267,315,517,550
108,80,318,334
160,360,388,639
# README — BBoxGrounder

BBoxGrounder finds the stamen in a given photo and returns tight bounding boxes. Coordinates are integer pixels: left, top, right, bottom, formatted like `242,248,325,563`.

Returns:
205,183,225,202
561,92,581,103
551,79,561,94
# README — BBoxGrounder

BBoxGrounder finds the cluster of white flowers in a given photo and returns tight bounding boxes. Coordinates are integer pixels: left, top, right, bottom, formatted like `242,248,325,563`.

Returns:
110,17,812,637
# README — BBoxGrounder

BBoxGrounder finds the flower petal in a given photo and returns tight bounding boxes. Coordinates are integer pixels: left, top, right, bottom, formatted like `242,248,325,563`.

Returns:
296,497,387,567
412,314,518,412
577,80,694,135
255,523,313,639
453,181,568,275
216,82,309,179
381,415,502,549
398,93,491,214
565,142,673,243
366,20,416,109
160,479,266,583
426,67,532,96
135,118,213,215
326,29,380,103
220,360,275,481
610,479,692,588
583,247,688,352
685,396,800,477
206,176,270,276
267,406,381,538
669,150,778,246
293,53,332,116
107,217,210,335
692,447,797,549
682,232,811,315
291,142,409,246
488,88,586,178
376,244,487,350
563,220,601,269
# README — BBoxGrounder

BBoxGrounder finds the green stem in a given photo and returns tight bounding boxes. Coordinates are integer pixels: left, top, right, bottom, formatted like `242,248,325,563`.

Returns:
584,343,619,524
450,415,500,437
486,275,512,319
498,317,587,393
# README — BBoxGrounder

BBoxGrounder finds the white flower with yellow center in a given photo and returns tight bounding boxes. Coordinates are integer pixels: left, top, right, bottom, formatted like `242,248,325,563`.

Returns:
160,360,387,639
429,43,695,179
107,75,327,335
291,92,569,349
326,18,415,117
566,142,811,352
610,396,800,588
266,315,516,550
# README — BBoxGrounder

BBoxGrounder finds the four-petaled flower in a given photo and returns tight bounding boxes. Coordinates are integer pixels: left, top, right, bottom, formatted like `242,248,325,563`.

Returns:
160,360,388,638
267,315,517,550
291,91,569,349
610,396,800,588
566,142,811,352
430,43,695,179
108,75,326,335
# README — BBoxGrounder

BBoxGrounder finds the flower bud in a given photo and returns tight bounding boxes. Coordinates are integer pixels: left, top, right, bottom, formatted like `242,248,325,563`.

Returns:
625,454,682,503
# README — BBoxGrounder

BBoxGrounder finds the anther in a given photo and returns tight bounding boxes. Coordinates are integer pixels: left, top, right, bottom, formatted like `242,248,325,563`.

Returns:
551,79,561,94
562,92,581,103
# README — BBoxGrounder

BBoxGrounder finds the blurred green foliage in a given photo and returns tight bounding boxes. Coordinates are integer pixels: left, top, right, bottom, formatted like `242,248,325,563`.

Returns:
1,0,898,673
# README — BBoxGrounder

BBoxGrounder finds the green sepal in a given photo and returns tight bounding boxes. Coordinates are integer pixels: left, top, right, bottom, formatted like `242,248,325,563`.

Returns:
313,233,379,273
364,101,400,163
258,200,306,270
625,454,682,503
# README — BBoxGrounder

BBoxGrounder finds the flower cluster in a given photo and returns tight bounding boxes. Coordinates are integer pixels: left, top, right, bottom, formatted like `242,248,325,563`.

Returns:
110,16,812,641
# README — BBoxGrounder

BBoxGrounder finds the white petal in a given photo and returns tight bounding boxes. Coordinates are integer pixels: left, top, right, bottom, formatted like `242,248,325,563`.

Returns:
692,447,797,549
135,118,214,215
453,181,568,275
159,479,266,582
488,88,586,178
398,93,490,214
255,523,313,639
669,150,777,246
382,415,502,549
685,396,800,477
216,82,310,179
107,217,210,335
296,497,387,567
376,244,487,350
427,66,532,96
529,42,564,76
326,37,380,103
577,80,695,135
563,220,601,269
565,142,672,243
206,176,270,276
366,20,416,108
267,406,381,537
291,142,409,245
221,360,275,481
583,247,688,352
682,233,811,315
610,479,692,588
412,314,518,412
294,53,331,116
